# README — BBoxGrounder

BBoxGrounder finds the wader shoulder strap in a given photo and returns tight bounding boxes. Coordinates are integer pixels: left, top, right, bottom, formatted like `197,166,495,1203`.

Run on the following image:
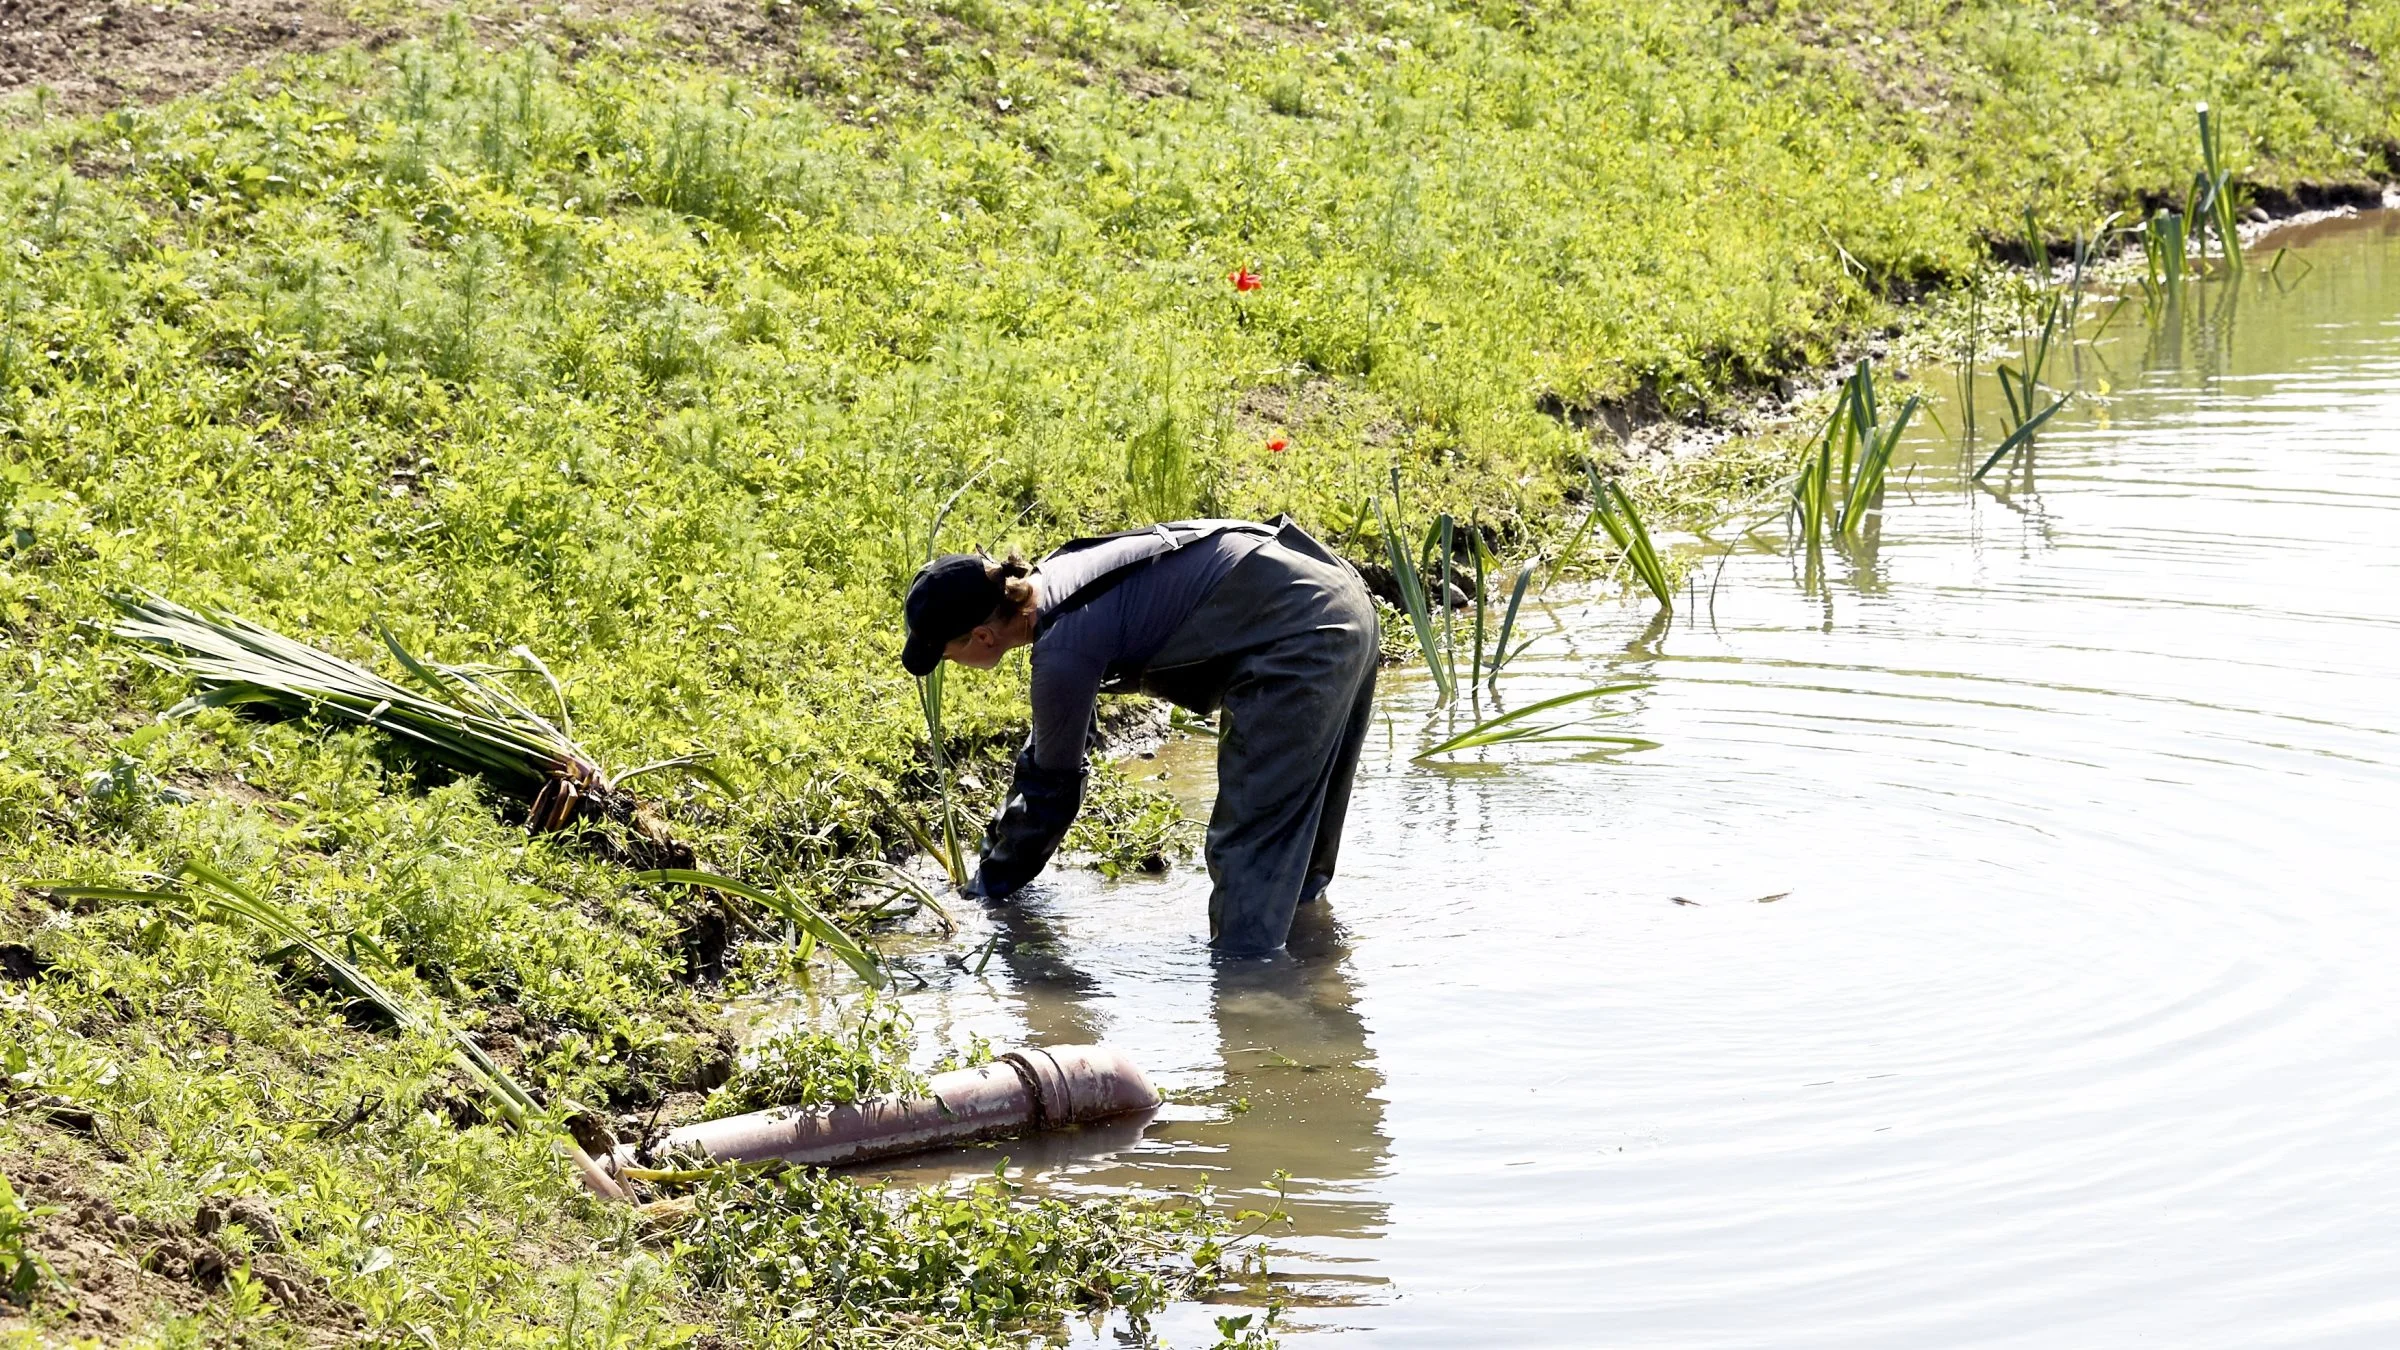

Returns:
1033,519,1278,637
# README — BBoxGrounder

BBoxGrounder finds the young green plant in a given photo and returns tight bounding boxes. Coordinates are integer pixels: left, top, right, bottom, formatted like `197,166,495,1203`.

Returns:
1483,556,1538,689
1979,292,2071,483
2141,209,2189,305
2192,103,2245,274
1833,363,1921,536
911,471,995,889
916,664,970,887
1588,470,1674,611
1375,490,1458,705
636,868,886,986
1787,361,1920,558
1415,682,1657,759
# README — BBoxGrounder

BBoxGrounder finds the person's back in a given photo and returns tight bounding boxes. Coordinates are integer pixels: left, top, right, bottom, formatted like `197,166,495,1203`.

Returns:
1020,523,1274,776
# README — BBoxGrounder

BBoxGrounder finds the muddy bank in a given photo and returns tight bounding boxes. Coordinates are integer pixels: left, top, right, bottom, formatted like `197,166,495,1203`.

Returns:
1554,191,2400,506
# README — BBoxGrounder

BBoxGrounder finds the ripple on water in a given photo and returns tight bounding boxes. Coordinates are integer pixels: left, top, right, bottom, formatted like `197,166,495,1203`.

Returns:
844,214,2400,1347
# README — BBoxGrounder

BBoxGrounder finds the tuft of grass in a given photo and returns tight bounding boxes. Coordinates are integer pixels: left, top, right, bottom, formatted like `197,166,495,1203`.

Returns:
1121,348,1210,522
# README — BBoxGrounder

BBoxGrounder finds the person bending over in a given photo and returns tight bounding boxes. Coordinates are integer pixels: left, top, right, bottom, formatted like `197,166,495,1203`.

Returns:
899,517,1379,956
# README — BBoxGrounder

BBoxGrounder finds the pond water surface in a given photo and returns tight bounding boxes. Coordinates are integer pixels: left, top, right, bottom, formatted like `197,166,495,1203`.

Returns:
837,209,2400,1346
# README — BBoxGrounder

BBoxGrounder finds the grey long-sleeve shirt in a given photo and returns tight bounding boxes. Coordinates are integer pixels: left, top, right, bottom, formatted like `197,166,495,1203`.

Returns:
971,521,1274,898
1023,527,1269,772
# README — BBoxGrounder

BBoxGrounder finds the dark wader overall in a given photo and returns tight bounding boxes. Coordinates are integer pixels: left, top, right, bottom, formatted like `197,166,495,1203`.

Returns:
973,518,1380,955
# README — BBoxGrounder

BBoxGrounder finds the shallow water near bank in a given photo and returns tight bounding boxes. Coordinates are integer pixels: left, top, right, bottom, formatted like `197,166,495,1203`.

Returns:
822,211,2400,1346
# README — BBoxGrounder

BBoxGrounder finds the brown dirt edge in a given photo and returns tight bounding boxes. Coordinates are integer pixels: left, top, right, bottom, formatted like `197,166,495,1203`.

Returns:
0,0,381,114
0,1125,365,1344
1,0,893,115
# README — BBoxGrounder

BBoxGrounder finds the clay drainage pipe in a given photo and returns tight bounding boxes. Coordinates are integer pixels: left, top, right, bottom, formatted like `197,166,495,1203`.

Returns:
606,1043,1160,1176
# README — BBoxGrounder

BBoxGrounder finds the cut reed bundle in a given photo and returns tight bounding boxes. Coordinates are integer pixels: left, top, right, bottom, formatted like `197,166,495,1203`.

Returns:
108,592,719,864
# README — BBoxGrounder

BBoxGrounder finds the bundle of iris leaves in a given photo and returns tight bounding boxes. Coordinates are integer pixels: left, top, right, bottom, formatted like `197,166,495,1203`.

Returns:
109,591,721,859
104,592,882,982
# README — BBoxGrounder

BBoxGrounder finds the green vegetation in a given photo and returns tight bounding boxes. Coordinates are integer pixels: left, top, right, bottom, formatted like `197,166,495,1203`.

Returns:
700,997,922,1119
4,0,2399,1342
1791,360,1920,547
675,1166,1253,1348
109,590,722,855
1588,476,1675,611
2194,104,2248,277
1376,493,1467,703
40,863,538,1130
1469,523,1537,688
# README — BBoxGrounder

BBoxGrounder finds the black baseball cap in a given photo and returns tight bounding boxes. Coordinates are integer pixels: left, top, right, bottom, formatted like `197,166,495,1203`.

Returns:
901,553,1005,676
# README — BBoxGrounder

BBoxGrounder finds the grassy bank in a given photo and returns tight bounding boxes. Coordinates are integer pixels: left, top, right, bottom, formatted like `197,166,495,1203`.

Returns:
3,0,2397,1343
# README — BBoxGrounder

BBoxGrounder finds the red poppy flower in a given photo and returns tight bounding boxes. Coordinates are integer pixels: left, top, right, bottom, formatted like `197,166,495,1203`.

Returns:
1266,438,1288,453
1229,267,1262,292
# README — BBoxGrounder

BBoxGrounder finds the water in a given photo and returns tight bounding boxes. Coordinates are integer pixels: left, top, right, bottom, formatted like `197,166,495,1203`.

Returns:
835,210,2400,1346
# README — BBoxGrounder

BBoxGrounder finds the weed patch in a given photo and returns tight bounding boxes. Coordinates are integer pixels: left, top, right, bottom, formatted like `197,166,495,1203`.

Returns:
676,1167,1244,1347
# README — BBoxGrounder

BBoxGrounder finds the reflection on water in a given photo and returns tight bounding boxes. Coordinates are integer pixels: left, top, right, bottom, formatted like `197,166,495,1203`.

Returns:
836,209,2400,1346
866,849,1393,1324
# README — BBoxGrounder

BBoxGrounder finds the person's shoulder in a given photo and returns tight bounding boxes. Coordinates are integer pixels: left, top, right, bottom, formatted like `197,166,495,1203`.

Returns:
1166,517,1273,531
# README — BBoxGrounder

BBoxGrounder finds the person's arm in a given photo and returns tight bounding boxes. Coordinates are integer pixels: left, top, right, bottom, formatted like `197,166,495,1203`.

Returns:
967,643,1104,900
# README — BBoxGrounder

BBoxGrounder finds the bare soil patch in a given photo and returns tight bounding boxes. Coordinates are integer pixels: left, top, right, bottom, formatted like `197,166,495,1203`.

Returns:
0,1129,361,1344
0,0,379,112
1,0,972,113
